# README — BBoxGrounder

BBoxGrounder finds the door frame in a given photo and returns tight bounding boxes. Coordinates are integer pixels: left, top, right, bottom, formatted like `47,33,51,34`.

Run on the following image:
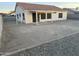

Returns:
32,12,40,23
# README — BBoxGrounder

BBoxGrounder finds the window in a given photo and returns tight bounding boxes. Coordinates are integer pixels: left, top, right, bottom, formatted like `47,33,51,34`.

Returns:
19,14,21,17
41,13,46,19
17,14,19,19
47,13,51,19
22,13,25,20
59,13,63,18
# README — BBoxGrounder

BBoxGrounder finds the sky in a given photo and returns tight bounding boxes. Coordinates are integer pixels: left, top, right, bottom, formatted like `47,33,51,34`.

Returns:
0,2,16,13
0,2,79,13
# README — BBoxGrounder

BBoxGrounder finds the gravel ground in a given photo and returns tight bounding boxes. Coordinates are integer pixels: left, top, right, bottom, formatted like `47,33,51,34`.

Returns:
2,20,79,56
11,33,79,56
3,20,79,52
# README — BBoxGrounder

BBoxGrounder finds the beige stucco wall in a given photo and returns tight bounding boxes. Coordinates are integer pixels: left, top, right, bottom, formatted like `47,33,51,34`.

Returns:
16,6,33,24
24,11,67,23
0,15,3,48
57,11,67,20
24,11,33,24
40,11,67,22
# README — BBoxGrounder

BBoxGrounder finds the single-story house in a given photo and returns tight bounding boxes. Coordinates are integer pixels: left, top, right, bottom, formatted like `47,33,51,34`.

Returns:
15,2,67,24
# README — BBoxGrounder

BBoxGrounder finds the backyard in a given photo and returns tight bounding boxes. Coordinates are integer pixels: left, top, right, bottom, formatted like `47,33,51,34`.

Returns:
2,19,79,56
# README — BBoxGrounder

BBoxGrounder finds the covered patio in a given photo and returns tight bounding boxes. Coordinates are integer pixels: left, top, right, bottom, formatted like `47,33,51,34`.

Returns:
30,10,55,23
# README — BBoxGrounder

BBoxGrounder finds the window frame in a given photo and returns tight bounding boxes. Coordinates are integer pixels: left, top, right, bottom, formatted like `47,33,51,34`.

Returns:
47,13,52,19
41,13,46,19
59,13,63,18
19,13,21,17
22,13,25,20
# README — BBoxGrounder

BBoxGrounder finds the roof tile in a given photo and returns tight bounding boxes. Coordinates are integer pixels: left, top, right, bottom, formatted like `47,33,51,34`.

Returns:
16,2,64,11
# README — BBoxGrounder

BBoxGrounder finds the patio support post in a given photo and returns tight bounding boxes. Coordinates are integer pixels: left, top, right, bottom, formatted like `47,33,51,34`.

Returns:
46,12,47,20
36,12,38,24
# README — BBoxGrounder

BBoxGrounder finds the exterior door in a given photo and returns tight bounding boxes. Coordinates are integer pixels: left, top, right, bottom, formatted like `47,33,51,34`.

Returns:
32,13,36,22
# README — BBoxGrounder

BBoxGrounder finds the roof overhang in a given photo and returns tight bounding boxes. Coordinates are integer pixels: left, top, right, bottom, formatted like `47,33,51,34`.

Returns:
28,10,66,13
